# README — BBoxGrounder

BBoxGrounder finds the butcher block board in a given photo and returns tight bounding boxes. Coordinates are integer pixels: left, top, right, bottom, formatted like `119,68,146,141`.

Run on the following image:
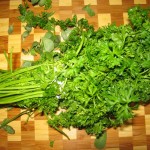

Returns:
0,0,150,150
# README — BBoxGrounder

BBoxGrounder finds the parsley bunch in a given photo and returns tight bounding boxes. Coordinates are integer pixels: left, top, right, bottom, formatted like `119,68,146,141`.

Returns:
47,19,150,137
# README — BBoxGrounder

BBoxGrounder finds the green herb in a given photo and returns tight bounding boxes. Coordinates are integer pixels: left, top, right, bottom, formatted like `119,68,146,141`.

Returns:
128,6,150,29
39,0,46,6
61,28,73,41
8,24,14,34
49,140,55,147
0,110,32,134
94,131,107,149
22,31,30,40
31,0,39,5
82,4,95,16
2,124,15,134
41,37,54,52
0,3,150,150
18,6,55,39
3,47,13,73
24,24,32,32
29,0,52,9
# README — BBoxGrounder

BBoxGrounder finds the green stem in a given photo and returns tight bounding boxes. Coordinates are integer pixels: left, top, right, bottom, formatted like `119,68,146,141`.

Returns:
0,87,41,98
0,109,32,129
10,47,13,73
0,85,40,90
0,91,44,104
3,48,13,73
0,69,8,73
0,64,42,83
0,70,11,79
0,77,34,88
140,68,150,75
76,34,85,56
52,125,70,140
3,51,9,69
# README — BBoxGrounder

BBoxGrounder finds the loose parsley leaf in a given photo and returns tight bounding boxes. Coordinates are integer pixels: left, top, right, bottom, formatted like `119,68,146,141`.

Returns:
31,0,40,5
82,4,95,16
8,24,14,34
94,131,107,149
49,140,55,147
2,125,15,134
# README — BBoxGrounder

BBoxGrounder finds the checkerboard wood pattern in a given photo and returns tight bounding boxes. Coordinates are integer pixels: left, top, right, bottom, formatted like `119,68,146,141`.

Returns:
0,0,150,149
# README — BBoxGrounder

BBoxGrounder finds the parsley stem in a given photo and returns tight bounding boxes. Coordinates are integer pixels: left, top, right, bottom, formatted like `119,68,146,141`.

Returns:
76,34,85,56
140,68,150,75
0,64,42,83
0,91,44,104
0,109,32,129
0,85,40,90
9,47,13,73
50,125,70,140
0,87,41,97
0,77,34,88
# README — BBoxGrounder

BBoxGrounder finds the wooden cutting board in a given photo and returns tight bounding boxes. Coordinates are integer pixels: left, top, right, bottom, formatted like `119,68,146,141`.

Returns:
0,0,150,149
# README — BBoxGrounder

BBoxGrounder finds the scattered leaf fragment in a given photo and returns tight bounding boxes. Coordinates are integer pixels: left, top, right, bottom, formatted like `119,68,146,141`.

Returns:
22,31,30,40
39,0,46,6
24,24,32,32
61,28,72,41
42,37,54,52
2,125,15,134
49,140,55,147
8,25,14,34
94,131,107,149
31,0,40,5
82,4,95,16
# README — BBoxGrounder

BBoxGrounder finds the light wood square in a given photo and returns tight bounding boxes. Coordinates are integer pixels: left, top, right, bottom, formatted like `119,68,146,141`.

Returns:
123,12,129,25
0,108,7,121
53,14,60,33
145,115,150,135
9,0,22,9
98,13,111,27
63,127,77,140
133,146,147,150
109,0,122,5
0,18,9,36
91,135,96,139
84,0,97,5
134,0,146,4
34,120,49,140
20,109,34,121
119,125,133,137
59,0,72,6
21,53,34,66
0,54,8,70
8,34,21,53
76,14,85,20
106,148,120,150
34,33,46,42
55,25,61,33
133,105,145,116
8,121,21,141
